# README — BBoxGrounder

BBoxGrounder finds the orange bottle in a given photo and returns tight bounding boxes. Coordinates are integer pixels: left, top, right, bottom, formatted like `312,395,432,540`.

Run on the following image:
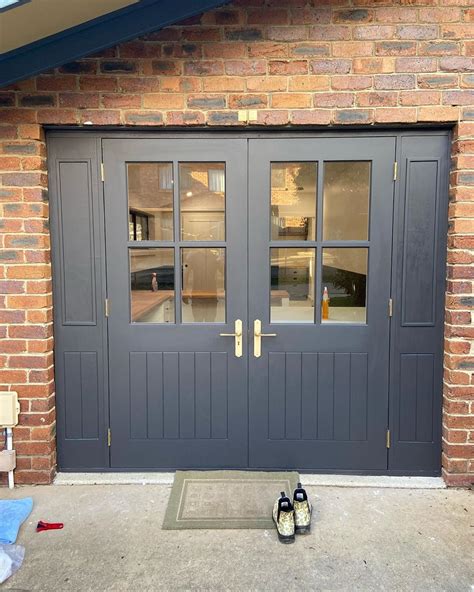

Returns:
322,286,329,320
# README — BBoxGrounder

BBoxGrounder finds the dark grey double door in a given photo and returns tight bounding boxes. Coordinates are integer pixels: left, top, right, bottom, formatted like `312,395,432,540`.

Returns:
50,131,448,474
104,136,395,470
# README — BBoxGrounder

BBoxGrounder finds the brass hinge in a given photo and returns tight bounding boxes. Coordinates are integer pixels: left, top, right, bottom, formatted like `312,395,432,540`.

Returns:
386,429,391,449
100,162,105,182
105,298,110,317
388,298,393,318
107,428,111,447
393,161,398,182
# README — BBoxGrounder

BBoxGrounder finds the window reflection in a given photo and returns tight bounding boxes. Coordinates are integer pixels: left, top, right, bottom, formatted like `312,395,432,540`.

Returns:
323,162,370,241
322,248,367,324
180,163,225,241
270,248,315,323
182,248,225,323
127,163,174,241
271,163,317,241
130,249,175,323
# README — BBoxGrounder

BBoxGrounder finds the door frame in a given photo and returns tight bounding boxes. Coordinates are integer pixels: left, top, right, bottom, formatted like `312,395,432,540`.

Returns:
48,127,450,475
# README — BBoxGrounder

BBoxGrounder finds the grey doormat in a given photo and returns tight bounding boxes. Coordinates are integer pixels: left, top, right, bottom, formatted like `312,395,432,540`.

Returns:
162,470,300,530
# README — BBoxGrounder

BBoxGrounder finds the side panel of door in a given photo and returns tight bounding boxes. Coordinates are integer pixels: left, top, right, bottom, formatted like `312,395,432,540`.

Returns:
48,136,109,469
389,133,449,473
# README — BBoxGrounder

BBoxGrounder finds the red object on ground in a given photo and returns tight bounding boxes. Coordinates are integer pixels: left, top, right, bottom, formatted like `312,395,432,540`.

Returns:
36,521,64,532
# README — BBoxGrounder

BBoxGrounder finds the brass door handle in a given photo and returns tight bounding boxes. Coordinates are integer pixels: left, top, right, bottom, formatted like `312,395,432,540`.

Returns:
220,319,243,358
253,319,276,358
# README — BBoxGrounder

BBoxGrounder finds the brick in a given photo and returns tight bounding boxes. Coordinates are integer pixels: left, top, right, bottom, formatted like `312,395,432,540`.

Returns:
333,109,373,124
376,41,416,56
272,93,311,109
229,94,267,109
204,42,247,59
419,41,460,56
207,111,240,125
375,108,417,123
313,92,354,108
376,8,417,23
267,26,307,42
396,57,436,72
225,60,266,76
443,91,474,106
204,77,246,92
418,106,460,122
354,26,395,40
357,92,397,107
442,24,474,40
334,9,373,23
269,61,307,76
288,76,329,92
290,109,331,125
247,8,288,24
374,74,415,90
400,91,440,106
331,76,372,91
187,95,226,109
289,43,329,58
59,93,100,109
440,57,474,72
148,60,183,76
119,41,162,59
333,42,373,57
143,94,184,109
398,25,438,40
256,110,289,126
309,26,351,41
418,74,459,89
247,76,287,92
101,94,141,109
290,8,331,26
310,59,351,75
100,60,137,74
353,57,395,74
225,28,263,41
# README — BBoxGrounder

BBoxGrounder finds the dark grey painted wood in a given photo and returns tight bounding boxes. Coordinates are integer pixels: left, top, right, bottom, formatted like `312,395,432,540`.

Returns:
103,139,248,468
48,136,109,469
49,130,448,475
248,137,396,470
389,134,449,474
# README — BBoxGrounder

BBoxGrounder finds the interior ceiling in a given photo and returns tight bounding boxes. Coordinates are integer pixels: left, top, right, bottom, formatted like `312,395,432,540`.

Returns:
0,0,139,54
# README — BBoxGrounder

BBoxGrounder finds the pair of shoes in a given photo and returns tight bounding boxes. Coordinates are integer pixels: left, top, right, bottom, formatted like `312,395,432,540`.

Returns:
272,483,312,544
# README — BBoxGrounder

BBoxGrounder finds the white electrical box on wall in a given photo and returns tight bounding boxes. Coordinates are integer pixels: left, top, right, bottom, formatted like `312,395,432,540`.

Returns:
0,391,20,427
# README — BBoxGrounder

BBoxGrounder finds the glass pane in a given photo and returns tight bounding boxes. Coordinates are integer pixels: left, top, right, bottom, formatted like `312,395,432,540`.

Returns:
180,163,225,241
271,163,317,241
323,162,371,241
130,248,175,323
127,163,174,241
322,248,368,324
181,248,225,323
270,248,315,323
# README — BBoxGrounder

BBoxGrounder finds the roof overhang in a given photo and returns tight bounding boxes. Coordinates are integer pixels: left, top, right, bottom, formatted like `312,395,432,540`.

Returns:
0,0,229,88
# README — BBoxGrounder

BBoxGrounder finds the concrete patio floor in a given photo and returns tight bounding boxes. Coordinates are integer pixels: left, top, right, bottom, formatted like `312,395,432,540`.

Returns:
1,483,472,592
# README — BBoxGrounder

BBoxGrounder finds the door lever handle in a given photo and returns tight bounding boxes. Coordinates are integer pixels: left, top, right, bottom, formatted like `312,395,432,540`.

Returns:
220,319,243,358
253,319,276,358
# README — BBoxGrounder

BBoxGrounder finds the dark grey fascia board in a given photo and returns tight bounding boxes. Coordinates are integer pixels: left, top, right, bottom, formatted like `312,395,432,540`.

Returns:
0,0,229,88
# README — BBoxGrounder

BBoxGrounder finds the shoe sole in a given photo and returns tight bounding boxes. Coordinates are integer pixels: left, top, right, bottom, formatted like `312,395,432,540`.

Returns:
295,525,311,535
277,533,296,544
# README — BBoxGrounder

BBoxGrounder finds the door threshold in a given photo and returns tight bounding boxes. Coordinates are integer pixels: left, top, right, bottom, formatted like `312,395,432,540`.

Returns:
54,472,445,489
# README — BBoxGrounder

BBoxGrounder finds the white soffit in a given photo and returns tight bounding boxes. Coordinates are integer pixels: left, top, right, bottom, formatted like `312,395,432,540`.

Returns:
0,0,139,54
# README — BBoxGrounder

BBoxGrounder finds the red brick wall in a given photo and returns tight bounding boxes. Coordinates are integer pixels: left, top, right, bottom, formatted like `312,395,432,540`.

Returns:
0,0,473,485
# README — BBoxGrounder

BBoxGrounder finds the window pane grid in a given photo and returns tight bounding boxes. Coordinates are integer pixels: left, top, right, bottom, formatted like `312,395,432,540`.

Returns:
269,160,372,326
128,161,227,325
